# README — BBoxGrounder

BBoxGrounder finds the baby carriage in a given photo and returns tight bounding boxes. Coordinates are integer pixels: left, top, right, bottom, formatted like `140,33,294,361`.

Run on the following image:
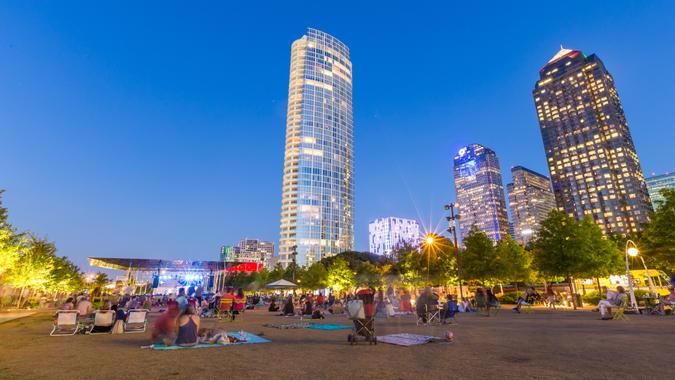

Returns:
346,288,377,345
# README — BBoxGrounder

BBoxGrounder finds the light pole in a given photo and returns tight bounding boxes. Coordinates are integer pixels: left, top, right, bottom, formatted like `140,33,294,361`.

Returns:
444,203,464,299
423,235,435,284
291,245,298,282
625,240,639,312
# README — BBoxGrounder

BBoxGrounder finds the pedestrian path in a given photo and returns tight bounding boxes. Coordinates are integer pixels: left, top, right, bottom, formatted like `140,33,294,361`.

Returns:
0,311,35,324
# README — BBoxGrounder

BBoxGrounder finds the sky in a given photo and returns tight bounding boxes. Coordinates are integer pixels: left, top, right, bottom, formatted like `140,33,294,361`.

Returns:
1,1,674,270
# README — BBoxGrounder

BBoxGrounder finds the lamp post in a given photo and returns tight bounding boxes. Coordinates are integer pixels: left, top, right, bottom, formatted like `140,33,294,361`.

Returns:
625,240,639,312
423,235,434,283
444,202,464,299
291,245,298,282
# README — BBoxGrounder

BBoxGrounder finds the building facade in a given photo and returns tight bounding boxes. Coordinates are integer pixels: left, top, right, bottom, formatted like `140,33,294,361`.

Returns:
645,172,675,210
533,48,652,235
278,28,354,267
507,166,557,244
368,217,421,256
453,144,509,243
229,239,275,268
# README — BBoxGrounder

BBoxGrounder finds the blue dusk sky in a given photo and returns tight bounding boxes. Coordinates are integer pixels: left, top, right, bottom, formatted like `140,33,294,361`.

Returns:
1,1,673,269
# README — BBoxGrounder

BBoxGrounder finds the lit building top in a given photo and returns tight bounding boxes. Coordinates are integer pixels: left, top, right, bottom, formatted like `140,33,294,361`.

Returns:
645,172,675,210
506,166,557,244
369,217,421,256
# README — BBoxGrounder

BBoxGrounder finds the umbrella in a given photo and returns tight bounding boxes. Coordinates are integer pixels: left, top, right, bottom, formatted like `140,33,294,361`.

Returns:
265,279,298,289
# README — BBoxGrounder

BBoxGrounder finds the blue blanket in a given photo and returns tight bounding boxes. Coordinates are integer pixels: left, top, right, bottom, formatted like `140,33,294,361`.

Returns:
307,324,351,330
150,332,270,350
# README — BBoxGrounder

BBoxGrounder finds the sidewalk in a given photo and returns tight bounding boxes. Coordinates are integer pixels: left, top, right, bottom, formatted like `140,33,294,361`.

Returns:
0,311,36,324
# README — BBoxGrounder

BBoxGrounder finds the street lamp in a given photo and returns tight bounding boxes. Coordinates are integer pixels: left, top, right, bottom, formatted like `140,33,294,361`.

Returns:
444,202,464,299
625,240,640,312
423,234,435,283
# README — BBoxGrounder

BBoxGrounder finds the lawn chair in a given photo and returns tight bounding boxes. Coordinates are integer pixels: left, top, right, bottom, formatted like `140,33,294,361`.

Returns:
217,298,234,321
416,304,441,326
89,310,115,334
612,295,628,321
51,310,80,336
124,309,149,333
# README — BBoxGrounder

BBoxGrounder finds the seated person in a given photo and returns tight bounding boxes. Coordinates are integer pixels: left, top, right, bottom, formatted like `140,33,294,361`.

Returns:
175,305,200,346
303,300,313,315
281,299,294,316
268,300,280,312
459,298,473,313
150,304,179,345
75,296,94,318
442,295,459,323
513,287,540,313
311,308,325,319
415,287,439,323
328,301,344,315
596,286,626,320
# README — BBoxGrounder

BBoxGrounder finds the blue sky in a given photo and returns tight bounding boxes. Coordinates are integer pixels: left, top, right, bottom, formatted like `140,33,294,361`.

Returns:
1,1,673,270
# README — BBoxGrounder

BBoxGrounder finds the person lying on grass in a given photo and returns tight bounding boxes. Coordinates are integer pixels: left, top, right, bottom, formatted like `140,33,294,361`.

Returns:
197,328,244,345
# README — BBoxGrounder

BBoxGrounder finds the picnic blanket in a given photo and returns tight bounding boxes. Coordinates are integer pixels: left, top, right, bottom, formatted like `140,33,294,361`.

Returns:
263,322,314,329
148,332,270,350
306,324,351,330
377,333,442,346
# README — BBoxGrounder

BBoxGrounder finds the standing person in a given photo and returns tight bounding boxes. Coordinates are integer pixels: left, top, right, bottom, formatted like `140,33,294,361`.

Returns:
176,288,188,312
328,292,335,307
111,304,126,334
232,288,245,320
195,285,203,304
175,305,200,346
400,290,413,313
485,288,499,316
316,292,326,309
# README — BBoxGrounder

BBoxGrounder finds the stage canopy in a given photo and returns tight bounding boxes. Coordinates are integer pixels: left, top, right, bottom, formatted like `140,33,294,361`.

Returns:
265,279,298,289
88,257,225,272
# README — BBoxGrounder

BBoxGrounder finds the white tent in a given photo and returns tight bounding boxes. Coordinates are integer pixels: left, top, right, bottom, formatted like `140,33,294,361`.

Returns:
265,279,298,289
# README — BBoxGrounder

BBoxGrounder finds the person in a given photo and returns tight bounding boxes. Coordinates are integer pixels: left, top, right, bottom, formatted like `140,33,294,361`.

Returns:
459,297,473,313
544,287,557,309
303,297,313,316
442,294,459,323
486,289,499,316
76,296,93,317
188,284,196,298
176,288,188,312
513,287,540,313
312,308,325,319
151,304,179,345
475,289,487,310
60,297,75,311
328,292,335,307
281,294,295,316
329,300,344,314
268,299,280,312
316,292,326,309
416,286,439,323
197,328,243,345
400,290,413,313
232,288,246,320
596,286,626,320
111,304,126,334
175,305,200,346
100,300,112,311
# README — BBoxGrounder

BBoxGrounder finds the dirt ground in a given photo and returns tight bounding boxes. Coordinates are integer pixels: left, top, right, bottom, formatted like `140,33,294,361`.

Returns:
1,307,674,380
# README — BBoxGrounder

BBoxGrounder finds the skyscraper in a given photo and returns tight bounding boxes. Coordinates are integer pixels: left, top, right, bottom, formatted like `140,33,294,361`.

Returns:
645,172,675,210
369,217,421,256
278,28,354,267
453,144,509,243
506,166,557,244
533,48,652,234
233,239,275,268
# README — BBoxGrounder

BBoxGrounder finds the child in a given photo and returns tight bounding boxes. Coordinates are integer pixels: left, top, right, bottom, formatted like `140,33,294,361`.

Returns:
197,328,243,345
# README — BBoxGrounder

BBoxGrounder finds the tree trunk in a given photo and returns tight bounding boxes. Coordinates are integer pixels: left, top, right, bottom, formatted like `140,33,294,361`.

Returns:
595,277,602,294
568,277,577,310
16,287,25,308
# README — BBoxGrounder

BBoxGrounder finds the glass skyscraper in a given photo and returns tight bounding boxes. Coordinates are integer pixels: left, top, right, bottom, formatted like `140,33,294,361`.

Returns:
533,48,652,234
278,28,354,267
453,144,509,243
645,172,675,210
369,217,420,256
506,166,557,244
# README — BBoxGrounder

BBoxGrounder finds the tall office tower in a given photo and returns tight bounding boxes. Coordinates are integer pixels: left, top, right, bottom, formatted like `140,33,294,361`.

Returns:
369,217,421,256
506,166,557,244
278,28,354,267
233,239,275,268
645,172,675,210
533,48,652,234
453,144,510,243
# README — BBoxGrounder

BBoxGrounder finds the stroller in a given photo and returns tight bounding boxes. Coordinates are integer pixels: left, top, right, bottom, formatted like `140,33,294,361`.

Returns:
346,288,377,345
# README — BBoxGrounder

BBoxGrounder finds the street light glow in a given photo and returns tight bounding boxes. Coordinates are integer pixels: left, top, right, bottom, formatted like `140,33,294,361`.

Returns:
627,247,639,257
426,236,434,245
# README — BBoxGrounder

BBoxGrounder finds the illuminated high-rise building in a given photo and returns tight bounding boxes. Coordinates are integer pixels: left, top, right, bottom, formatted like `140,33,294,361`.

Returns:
453,144,509,243
233,239,275,268
506,166,557,244
278,28,354,267
645,172,675,210
533,48,652,234
369,217,420,256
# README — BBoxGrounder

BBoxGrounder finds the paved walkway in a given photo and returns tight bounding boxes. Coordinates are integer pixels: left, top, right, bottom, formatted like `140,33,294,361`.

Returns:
0,311,36,324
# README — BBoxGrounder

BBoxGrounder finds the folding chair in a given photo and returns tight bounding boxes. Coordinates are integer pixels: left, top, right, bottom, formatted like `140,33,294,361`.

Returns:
612,296,628,321
51,310,80,336
89,310,115,334
416,305,441,326
124,309,149,333
217,298,234,321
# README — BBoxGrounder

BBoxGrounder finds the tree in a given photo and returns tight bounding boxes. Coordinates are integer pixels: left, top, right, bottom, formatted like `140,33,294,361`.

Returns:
326,256,355,293
300,262,328,290
0,190,26,279
461,226,502,285
48,256,84,294
5,236,56,307
532,211,623,308
495,235,533,284
269,263,285,282
641,188,675,270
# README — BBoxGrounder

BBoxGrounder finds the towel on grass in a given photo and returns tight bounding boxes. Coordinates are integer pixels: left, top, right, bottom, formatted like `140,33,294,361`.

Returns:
306,324,351,330
263,322,314,329
377,333,441,346
149,332,270,350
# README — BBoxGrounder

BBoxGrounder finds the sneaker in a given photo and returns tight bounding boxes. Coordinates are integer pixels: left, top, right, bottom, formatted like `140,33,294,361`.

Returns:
601,316,613,320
